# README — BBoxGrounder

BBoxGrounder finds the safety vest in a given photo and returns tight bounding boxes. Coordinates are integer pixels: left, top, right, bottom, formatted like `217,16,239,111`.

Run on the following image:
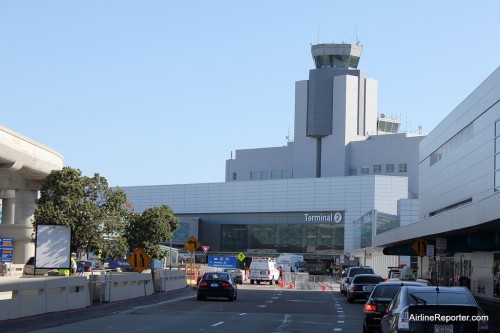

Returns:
58,268,70,276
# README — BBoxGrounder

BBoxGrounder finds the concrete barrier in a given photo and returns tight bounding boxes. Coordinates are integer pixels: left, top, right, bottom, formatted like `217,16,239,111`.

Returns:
0,276,89,321
0,269,187,321
153,269,187,292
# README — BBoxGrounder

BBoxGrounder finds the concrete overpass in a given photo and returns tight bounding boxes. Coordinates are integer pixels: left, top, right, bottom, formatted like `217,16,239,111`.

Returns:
0,124,63,264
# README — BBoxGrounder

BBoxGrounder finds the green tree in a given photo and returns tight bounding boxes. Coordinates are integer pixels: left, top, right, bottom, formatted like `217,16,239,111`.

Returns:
33,167,130,256
125,205,179,259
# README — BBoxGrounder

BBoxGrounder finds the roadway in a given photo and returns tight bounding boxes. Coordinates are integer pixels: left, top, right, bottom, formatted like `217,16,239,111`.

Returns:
1,282,365,333
0,280,498,333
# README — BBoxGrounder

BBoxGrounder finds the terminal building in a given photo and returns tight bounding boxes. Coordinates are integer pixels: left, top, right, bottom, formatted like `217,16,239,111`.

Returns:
122,44,500,301
122,43,424,270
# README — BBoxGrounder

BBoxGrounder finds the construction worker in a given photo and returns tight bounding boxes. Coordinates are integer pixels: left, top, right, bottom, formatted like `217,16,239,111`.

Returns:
70,253,78,275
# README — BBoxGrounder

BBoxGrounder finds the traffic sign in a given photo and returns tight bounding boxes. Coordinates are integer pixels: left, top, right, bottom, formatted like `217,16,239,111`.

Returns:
184,235,201,253
202,245,210,253
411,239,429,257
127,248,152,273
237,252,246,262
427,244,435,258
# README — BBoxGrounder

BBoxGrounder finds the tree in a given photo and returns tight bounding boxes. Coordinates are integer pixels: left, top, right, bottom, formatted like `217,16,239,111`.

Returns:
33,167,130,255
125,205,179,259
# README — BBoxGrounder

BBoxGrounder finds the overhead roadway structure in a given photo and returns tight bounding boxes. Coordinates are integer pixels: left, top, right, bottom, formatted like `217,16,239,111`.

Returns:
0,125,63,264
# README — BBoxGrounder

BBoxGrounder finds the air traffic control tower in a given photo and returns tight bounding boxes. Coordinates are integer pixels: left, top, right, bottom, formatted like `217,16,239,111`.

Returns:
299,43,378,178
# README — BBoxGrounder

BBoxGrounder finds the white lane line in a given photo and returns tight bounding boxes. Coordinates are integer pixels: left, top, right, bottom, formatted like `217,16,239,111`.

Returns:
337,320,345,323
132,295,194,310
239,313,247,316
212,322,224,327
274,314,292,332
333,329,342,332
257,305,267,308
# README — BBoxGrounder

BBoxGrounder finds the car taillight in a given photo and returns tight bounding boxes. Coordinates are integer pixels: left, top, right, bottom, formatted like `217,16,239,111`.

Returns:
397,306,410,331
352,285,362,291
267,270,270,275
222,282,230,287
364,303,377,312
199,281,208,287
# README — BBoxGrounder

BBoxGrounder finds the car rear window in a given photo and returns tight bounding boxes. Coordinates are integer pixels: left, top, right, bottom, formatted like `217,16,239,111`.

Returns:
407,291,475,305
349,268,374,276
371,285,402,298
353,275,383,283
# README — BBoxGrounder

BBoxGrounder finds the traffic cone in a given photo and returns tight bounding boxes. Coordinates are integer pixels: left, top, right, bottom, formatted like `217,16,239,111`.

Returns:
279,280,284,287
322,284,328,291
289,282,294,289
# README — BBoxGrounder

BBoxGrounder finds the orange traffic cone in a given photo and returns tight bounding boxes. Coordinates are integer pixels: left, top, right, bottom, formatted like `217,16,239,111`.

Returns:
322,284,328,291
289,282,294,289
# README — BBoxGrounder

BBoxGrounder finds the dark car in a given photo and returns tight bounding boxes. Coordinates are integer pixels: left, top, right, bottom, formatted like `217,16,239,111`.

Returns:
363,281,427,333
222,268,243,284
381,286,489,333
197,272,238,301
340,266,375,295
346,274,384,303
77,260,97,273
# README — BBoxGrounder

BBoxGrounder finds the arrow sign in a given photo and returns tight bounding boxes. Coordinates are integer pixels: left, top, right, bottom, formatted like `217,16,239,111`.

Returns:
184,235,201,253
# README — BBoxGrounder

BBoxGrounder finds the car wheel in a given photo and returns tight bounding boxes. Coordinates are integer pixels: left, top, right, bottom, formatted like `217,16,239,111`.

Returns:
346,293,353,303
270,279,273,285
363,323,368,333
228,294,234,302
250,280,254,285
197,295,203,301
257,280,260,285
234,292,237,300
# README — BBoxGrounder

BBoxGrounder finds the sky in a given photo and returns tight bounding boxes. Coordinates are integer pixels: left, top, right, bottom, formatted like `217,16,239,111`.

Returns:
1,1,499,187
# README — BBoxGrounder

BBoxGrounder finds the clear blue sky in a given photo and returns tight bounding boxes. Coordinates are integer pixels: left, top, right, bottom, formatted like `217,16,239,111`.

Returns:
1,1,499,187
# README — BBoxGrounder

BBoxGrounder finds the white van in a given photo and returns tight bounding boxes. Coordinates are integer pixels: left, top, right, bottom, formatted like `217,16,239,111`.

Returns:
248,258,280,285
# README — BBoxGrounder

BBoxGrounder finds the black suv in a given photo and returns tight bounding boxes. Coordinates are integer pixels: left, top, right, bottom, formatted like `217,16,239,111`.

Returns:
340,266,375,295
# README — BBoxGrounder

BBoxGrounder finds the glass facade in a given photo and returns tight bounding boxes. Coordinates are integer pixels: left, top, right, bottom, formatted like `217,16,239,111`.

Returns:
221,223,344,253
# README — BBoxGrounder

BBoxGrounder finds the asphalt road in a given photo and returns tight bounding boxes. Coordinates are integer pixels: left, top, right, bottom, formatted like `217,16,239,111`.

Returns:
0,283,366,333
0,281,498,333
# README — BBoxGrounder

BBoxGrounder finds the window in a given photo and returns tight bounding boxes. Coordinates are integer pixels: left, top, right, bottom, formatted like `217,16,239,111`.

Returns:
350,167,357,175
250,171,259,180
232,172,237,181
271,170,281,179
399,163,408,173
373,165,382,174
260,171,270,180
386,164,394,173
361,166,370,174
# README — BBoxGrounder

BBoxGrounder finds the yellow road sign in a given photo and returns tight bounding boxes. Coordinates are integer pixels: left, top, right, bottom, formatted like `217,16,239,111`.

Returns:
237,252,246,262
184,235,201,253
127,248,152,273
411,239,429,257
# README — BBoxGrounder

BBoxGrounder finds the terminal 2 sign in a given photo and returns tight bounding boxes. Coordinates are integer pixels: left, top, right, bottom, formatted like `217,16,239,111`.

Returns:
304,211,344,223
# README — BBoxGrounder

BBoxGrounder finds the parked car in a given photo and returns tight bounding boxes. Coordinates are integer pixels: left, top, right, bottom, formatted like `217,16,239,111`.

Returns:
77,260,97,273
197,272,238,301
340,266,375,295
346,274,384,303
381,286,489,333
222,268,243,284
363,281,427,333
22,257,52,275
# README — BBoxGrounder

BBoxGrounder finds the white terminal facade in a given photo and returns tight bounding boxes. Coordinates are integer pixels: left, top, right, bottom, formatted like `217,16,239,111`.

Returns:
122,43,500,301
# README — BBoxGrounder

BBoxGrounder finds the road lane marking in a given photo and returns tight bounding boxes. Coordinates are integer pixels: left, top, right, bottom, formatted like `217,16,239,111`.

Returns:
212,322,224,327
274,314,292,332
239,313,247,316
